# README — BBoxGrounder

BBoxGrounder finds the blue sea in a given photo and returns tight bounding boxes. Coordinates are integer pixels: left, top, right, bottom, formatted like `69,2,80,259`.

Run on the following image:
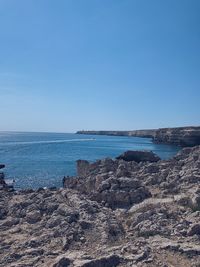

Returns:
0,132,180,189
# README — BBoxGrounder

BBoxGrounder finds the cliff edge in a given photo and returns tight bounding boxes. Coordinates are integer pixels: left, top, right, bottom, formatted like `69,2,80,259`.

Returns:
77,126,200,147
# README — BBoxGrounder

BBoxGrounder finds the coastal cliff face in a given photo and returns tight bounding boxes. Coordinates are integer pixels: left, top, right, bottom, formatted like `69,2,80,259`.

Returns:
77,126,200,147
1,147,199,266
154,127,200,146
76,129,156,138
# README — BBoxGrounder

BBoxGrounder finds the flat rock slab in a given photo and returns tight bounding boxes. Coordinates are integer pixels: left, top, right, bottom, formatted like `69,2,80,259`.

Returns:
116,150,160,163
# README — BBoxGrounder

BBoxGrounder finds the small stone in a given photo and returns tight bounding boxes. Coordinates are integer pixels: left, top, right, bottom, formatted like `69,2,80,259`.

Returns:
26,211,41,224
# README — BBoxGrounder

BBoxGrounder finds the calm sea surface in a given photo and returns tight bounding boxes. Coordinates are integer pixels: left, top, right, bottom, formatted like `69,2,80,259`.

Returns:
0,132,180,189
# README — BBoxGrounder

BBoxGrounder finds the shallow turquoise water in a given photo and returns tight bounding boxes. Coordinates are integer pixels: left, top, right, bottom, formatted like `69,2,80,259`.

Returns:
0,132,180,189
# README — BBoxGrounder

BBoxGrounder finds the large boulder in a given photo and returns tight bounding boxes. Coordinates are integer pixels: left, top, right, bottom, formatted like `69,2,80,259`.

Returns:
116,150,160,163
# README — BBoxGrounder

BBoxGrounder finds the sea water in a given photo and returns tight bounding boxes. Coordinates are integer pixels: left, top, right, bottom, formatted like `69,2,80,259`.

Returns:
0,132,180,189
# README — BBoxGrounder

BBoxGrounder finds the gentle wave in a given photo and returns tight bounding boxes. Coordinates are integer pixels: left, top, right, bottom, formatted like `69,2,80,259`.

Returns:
0,138,95,146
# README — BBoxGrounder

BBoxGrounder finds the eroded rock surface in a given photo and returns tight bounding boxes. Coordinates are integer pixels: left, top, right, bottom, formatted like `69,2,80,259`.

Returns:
1,146,200,266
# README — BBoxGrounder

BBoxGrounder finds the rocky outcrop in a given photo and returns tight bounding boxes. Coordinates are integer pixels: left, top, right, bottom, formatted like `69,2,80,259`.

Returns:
116,150,160,163
77,126,200,147
0,146,200,266
66,158,151,209
77,160,90,177
154,126,200,146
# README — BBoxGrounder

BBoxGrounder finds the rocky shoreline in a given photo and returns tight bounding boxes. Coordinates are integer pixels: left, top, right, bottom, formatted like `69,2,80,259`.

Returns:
77,126,200,147
0,147,200,266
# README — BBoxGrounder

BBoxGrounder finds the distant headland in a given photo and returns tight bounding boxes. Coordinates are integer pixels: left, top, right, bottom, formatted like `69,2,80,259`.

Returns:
77,126,200,147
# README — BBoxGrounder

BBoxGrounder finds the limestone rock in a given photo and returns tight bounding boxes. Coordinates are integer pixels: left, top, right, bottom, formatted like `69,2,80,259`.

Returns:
1,146,200,267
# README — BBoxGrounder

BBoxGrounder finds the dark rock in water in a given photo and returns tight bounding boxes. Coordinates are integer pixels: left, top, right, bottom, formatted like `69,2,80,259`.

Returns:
0,164,5,169
0,172,5,179
116,150,160,163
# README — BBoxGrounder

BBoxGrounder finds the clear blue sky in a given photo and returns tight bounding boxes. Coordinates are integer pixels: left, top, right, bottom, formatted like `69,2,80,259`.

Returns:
0,0,199,132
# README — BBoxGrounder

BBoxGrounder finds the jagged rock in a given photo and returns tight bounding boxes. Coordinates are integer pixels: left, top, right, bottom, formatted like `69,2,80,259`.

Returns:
46,216,62,228
26,211,41,224
92,185,151,209
187,224,200,236
0,206,7,219
79,220,92,229
137,220,161,237
134,248,150,263
1,218,19,227
77,160,90,177
179,245,200,256
160,241,180,251
57,205,79,222
116,150,160,163
118,177,140,190
66,163,152,209
191,194,200,211
1,146,200,267
98,180,111,192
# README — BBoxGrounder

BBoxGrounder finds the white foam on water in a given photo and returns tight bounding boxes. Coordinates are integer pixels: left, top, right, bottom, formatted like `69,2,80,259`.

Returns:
0,138,96,146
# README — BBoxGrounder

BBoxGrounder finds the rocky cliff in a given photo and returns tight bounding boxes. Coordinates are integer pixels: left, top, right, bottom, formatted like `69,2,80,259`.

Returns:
1,146,200,267
76,129,156,138
77,126,200,147
154,126,200,146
